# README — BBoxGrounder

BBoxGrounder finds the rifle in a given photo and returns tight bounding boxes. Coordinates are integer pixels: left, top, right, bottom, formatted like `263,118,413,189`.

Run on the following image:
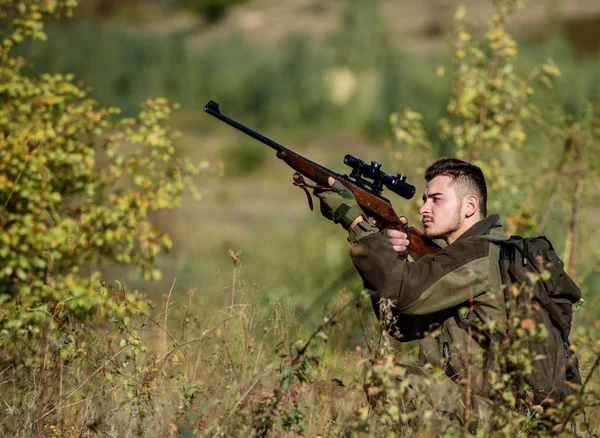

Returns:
204,100,440,260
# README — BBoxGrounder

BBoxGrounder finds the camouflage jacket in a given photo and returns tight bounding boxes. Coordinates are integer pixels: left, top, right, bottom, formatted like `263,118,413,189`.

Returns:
350,214,507,397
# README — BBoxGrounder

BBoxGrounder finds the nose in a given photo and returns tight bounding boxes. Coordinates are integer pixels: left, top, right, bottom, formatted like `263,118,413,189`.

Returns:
419,200,430,217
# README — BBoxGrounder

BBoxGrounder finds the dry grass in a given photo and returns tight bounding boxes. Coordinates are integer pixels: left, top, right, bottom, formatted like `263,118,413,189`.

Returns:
2,265,599,437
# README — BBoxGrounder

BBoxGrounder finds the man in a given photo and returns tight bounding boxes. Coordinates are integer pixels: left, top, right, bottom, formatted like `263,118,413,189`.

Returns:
316,158,510,426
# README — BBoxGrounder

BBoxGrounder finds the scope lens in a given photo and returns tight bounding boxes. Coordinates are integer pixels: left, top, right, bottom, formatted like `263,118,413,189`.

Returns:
344,154,362,168
389,179,415,200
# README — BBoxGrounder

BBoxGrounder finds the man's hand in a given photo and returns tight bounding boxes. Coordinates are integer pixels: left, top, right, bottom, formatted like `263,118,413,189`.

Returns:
316,178,410,251
314,177,364,230
387,216,409,253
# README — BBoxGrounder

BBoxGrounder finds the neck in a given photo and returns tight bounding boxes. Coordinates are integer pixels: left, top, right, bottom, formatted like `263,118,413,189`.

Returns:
444,215,483,245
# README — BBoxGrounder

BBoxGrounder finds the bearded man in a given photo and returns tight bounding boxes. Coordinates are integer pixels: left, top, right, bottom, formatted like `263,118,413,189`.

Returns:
316,158,508,427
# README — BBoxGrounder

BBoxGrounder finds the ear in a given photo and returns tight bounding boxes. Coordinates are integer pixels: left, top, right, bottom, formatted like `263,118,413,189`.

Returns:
463,195,479,219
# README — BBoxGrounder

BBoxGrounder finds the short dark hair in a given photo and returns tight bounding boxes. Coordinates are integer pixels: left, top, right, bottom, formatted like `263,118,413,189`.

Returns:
424,158,487,217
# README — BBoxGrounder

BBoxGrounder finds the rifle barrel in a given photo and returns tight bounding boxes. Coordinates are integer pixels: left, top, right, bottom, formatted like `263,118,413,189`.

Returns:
203,101,285,153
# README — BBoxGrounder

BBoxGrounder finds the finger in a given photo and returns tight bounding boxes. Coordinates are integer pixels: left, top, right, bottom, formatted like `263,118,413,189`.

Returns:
389,238,410,247
392,245,408,253
399,216,408,225
328,176,336,187
387,230,408,240
331,180,347,194
313,188,328,197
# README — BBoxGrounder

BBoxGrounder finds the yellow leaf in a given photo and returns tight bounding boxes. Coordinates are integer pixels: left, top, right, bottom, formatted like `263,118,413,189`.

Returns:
486,29,504,41
542,64,561,77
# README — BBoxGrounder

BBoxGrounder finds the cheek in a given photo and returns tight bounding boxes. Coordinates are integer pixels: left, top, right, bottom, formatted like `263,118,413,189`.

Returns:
435,203,454,219
432,202,445,214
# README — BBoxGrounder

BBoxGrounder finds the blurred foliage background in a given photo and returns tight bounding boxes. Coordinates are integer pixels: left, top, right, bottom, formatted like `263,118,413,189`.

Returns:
6,0,600,325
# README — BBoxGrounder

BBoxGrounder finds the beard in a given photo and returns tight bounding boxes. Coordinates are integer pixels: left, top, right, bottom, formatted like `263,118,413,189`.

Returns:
423,204,463,240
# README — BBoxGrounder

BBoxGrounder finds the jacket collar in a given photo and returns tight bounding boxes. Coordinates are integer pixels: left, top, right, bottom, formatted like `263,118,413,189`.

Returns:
456,214,501,241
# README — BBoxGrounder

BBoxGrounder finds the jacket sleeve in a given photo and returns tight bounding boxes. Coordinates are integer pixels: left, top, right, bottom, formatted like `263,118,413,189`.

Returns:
350,233,493,315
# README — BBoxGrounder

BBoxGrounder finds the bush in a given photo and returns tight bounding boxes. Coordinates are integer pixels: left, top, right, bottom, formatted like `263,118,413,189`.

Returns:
2,277,598,436
390,3,600,288
0,1,202,343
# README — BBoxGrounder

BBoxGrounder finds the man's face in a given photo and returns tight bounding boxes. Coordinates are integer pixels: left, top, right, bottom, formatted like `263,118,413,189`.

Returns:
419,175,464,240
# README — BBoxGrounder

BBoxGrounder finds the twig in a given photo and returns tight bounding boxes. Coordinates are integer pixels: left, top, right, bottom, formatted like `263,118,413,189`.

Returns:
0,144,38,217
559,354,600,433
292,299,354,361
0,365,12,378
464,292,474,437
563,138,584,278
226,250,242,327
225,379,260,421
298,267,357,320
33,314,51,436
355,301,372,355
110,281,193,370
580,355,600,400
60,345,128,405
229,265,237,320
191,313,219,383
464,324,472,436
162,278,177,375
28,319,228,427
222,338,244,392
537,179,562,233
565,175,583,278
474,53,500,153
258,298,355,436
253,329,270,376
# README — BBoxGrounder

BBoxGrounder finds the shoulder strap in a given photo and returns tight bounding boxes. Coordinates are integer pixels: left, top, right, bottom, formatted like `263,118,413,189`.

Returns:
474,235,507,243
475,235,526,245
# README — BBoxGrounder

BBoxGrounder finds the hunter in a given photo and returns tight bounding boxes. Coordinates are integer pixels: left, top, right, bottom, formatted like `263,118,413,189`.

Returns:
315,158,573,427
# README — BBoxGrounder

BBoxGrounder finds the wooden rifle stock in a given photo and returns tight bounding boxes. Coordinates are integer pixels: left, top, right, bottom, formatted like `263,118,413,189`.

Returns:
204,101,441,260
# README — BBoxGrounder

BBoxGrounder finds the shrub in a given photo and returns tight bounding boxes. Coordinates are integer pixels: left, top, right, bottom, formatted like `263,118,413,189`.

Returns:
390,1,600,285
0,1,202,343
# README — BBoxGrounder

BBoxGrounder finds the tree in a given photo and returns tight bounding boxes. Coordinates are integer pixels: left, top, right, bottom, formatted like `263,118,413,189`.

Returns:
0,0,202,336
391,1,600,282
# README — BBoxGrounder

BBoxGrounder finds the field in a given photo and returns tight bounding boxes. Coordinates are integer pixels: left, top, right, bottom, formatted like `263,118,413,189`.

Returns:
1,0,600,436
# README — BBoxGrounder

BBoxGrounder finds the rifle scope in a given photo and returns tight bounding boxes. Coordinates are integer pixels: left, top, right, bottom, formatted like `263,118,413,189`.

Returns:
344,155,415,200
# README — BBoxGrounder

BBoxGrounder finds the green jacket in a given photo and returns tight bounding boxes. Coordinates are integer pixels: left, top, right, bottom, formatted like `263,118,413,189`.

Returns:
350,214,507,397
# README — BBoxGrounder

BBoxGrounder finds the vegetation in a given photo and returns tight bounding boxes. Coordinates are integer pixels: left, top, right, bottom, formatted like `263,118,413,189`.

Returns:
0,0,202,395
391,2,600,281
1,0,599,436
14,4,599,138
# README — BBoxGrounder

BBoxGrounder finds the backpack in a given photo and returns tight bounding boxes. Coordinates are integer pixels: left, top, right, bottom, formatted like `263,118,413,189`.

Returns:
478,235,582,406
